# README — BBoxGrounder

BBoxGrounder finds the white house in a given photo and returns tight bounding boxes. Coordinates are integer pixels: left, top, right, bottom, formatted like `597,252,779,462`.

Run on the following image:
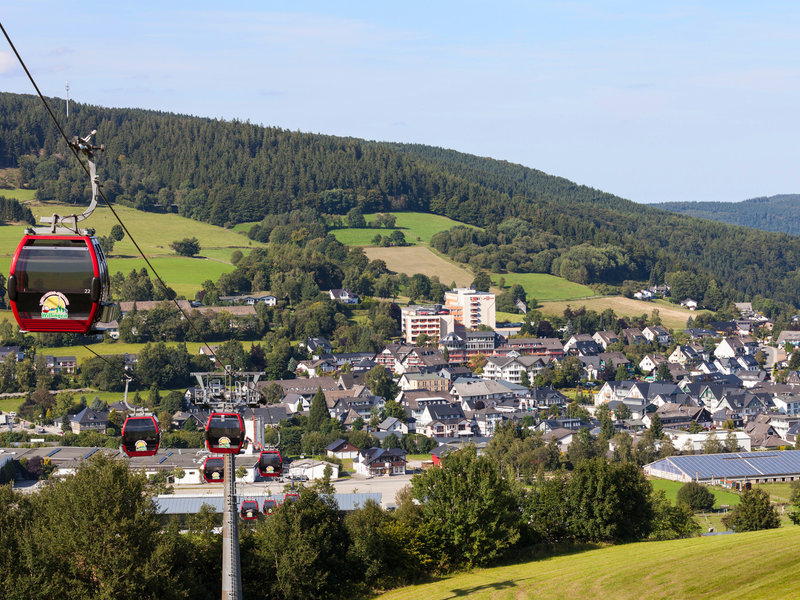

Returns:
288,459,340,481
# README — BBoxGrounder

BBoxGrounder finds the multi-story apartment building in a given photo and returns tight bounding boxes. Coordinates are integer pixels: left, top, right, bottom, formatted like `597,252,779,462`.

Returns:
444,287,496,330
400,305,455,344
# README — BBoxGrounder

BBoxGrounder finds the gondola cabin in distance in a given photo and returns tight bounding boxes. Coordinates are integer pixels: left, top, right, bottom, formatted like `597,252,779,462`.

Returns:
202,457,225,483
263,499,278,515
120,415,160,458
240,500,260,521
258,450,283,478
8,234,111,334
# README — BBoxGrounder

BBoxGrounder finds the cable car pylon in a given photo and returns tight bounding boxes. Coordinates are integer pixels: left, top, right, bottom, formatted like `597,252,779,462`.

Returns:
194,368,263,600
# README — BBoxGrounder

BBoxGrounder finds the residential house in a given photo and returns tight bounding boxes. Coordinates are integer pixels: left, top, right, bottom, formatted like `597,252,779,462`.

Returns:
482,354,547,384
592,330,620,350
494,338,564,359
563,334,595,354
45,355,77,375
329,289,359,304
300,337,333,356
451,379,513,410
397,372,450,392
680,299,698,310
777,330,800,349
355,447,407,476
288,459,340,480
639,354,667,374
419,403,472,438
69,407,109,434
438,331,503,362
669,344,706,366
0,346,24,363
378,417,409,436
655,403,712,429
621,328,646,345
326,439,360,460
643,326,671,345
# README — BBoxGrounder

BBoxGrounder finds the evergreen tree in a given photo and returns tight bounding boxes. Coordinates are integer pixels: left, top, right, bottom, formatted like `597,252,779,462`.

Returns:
307,387,329,432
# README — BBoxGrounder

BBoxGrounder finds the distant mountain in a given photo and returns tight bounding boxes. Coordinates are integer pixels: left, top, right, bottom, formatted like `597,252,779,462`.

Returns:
656,195,800,236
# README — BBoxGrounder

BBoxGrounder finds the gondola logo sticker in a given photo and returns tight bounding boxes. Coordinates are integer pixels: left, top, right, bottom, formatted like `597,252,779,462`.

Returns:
135,440,148,452
219,436,231,449
40,292,69,319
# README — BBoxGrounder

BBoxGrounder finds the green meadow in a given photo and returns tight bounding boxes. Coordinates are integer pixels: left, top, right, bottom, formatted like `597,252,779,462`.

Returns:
0,201,265,296
649,478,741,508
331,212,481,247
492,272,597,303
0,188,37,202
376,527,800,600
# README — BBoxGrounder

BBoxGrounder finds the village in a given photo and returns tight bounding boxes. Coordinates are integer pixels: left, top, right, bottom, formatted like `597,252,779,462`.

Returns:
5,284,800,508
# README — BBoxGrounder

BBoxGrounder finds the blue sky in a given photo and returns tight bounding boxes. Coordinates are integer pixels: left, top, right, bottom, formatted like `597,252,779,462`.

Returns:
2,1,799,204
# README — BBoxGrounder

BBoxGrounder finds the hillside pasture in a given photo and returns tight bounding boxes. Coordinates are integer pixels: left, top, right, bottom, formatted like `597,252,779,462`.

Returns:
377,527,800,600
0,202,264,296
492,272,597,303
332,211,481,246
539,296,704,330
0,188,37,202
107,257,235,297
365,246,476,287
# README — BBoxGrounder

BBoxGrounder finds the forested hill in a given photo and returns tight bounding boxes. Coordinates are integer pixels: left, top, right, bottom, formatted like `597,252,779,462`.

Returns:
656,195,800,236
4,91,800,306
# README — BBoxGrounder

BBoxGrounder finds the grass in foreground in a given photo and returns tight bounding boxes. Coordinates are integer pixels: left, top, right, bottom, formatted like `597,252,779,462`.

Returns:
376,526,800,600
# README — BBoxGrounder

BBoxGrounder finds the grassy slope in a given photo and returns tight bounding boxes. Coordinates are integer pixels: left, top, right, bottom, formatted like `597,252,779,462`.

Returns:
376,527,800,600
330,212,481,246
650,478,741,508
492,273,596,303
0,201,265,296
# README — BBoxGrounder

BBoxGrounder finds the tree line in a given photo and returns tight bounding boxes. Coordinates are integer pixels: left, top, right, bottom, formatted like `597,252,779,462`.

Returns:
5,92,800,305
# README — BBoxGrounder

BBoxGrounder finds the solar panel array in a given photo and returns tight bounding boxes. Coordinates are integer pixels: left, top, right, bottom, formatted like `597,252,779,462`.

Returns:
647,450,800,480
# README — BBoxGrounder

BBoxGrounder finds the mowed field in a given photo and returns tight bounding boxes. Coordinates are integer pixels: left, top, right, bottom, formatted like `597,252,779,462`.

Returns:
0,201,265,296
376,527,800,600
331,212,481,246
365,246,476,287
492,273,596,303
539,297,705,330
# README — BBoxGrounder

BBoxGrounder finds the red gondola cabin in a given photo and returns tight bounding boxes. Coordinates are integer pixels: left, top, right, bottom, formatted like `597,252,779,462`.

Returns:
204,412,244,454
120,415,160,457
8,234,110,334
202,457,225,483
283,493,299,505
258,449,283,478
240,500,259,521
263,498,278,515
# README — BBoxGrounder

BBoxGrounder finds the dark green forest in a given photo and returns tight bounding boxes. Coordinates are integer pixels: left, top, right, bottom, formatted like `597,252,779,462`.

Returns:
4,92,800,305
657,194,800,236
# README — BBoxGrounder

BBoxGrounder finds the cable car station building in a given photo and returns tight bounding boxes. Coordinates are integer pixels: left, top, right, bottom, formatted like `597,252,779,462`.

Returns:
644,450,800,485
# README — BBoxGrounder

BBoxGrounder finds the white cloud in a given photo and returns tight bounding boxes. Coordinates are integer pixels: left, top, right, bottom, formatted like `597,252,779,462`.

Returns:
0,51,18,74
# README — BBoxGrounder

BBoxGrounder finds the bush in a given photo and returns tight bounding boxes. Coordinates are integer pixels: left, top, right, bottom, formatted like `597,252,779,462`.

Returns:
676,481,715,512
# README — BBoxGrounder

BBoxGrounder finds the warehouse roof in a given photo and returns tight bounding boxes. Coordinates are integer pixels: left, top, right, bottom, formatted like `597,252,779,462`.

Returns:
645,450,800,482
